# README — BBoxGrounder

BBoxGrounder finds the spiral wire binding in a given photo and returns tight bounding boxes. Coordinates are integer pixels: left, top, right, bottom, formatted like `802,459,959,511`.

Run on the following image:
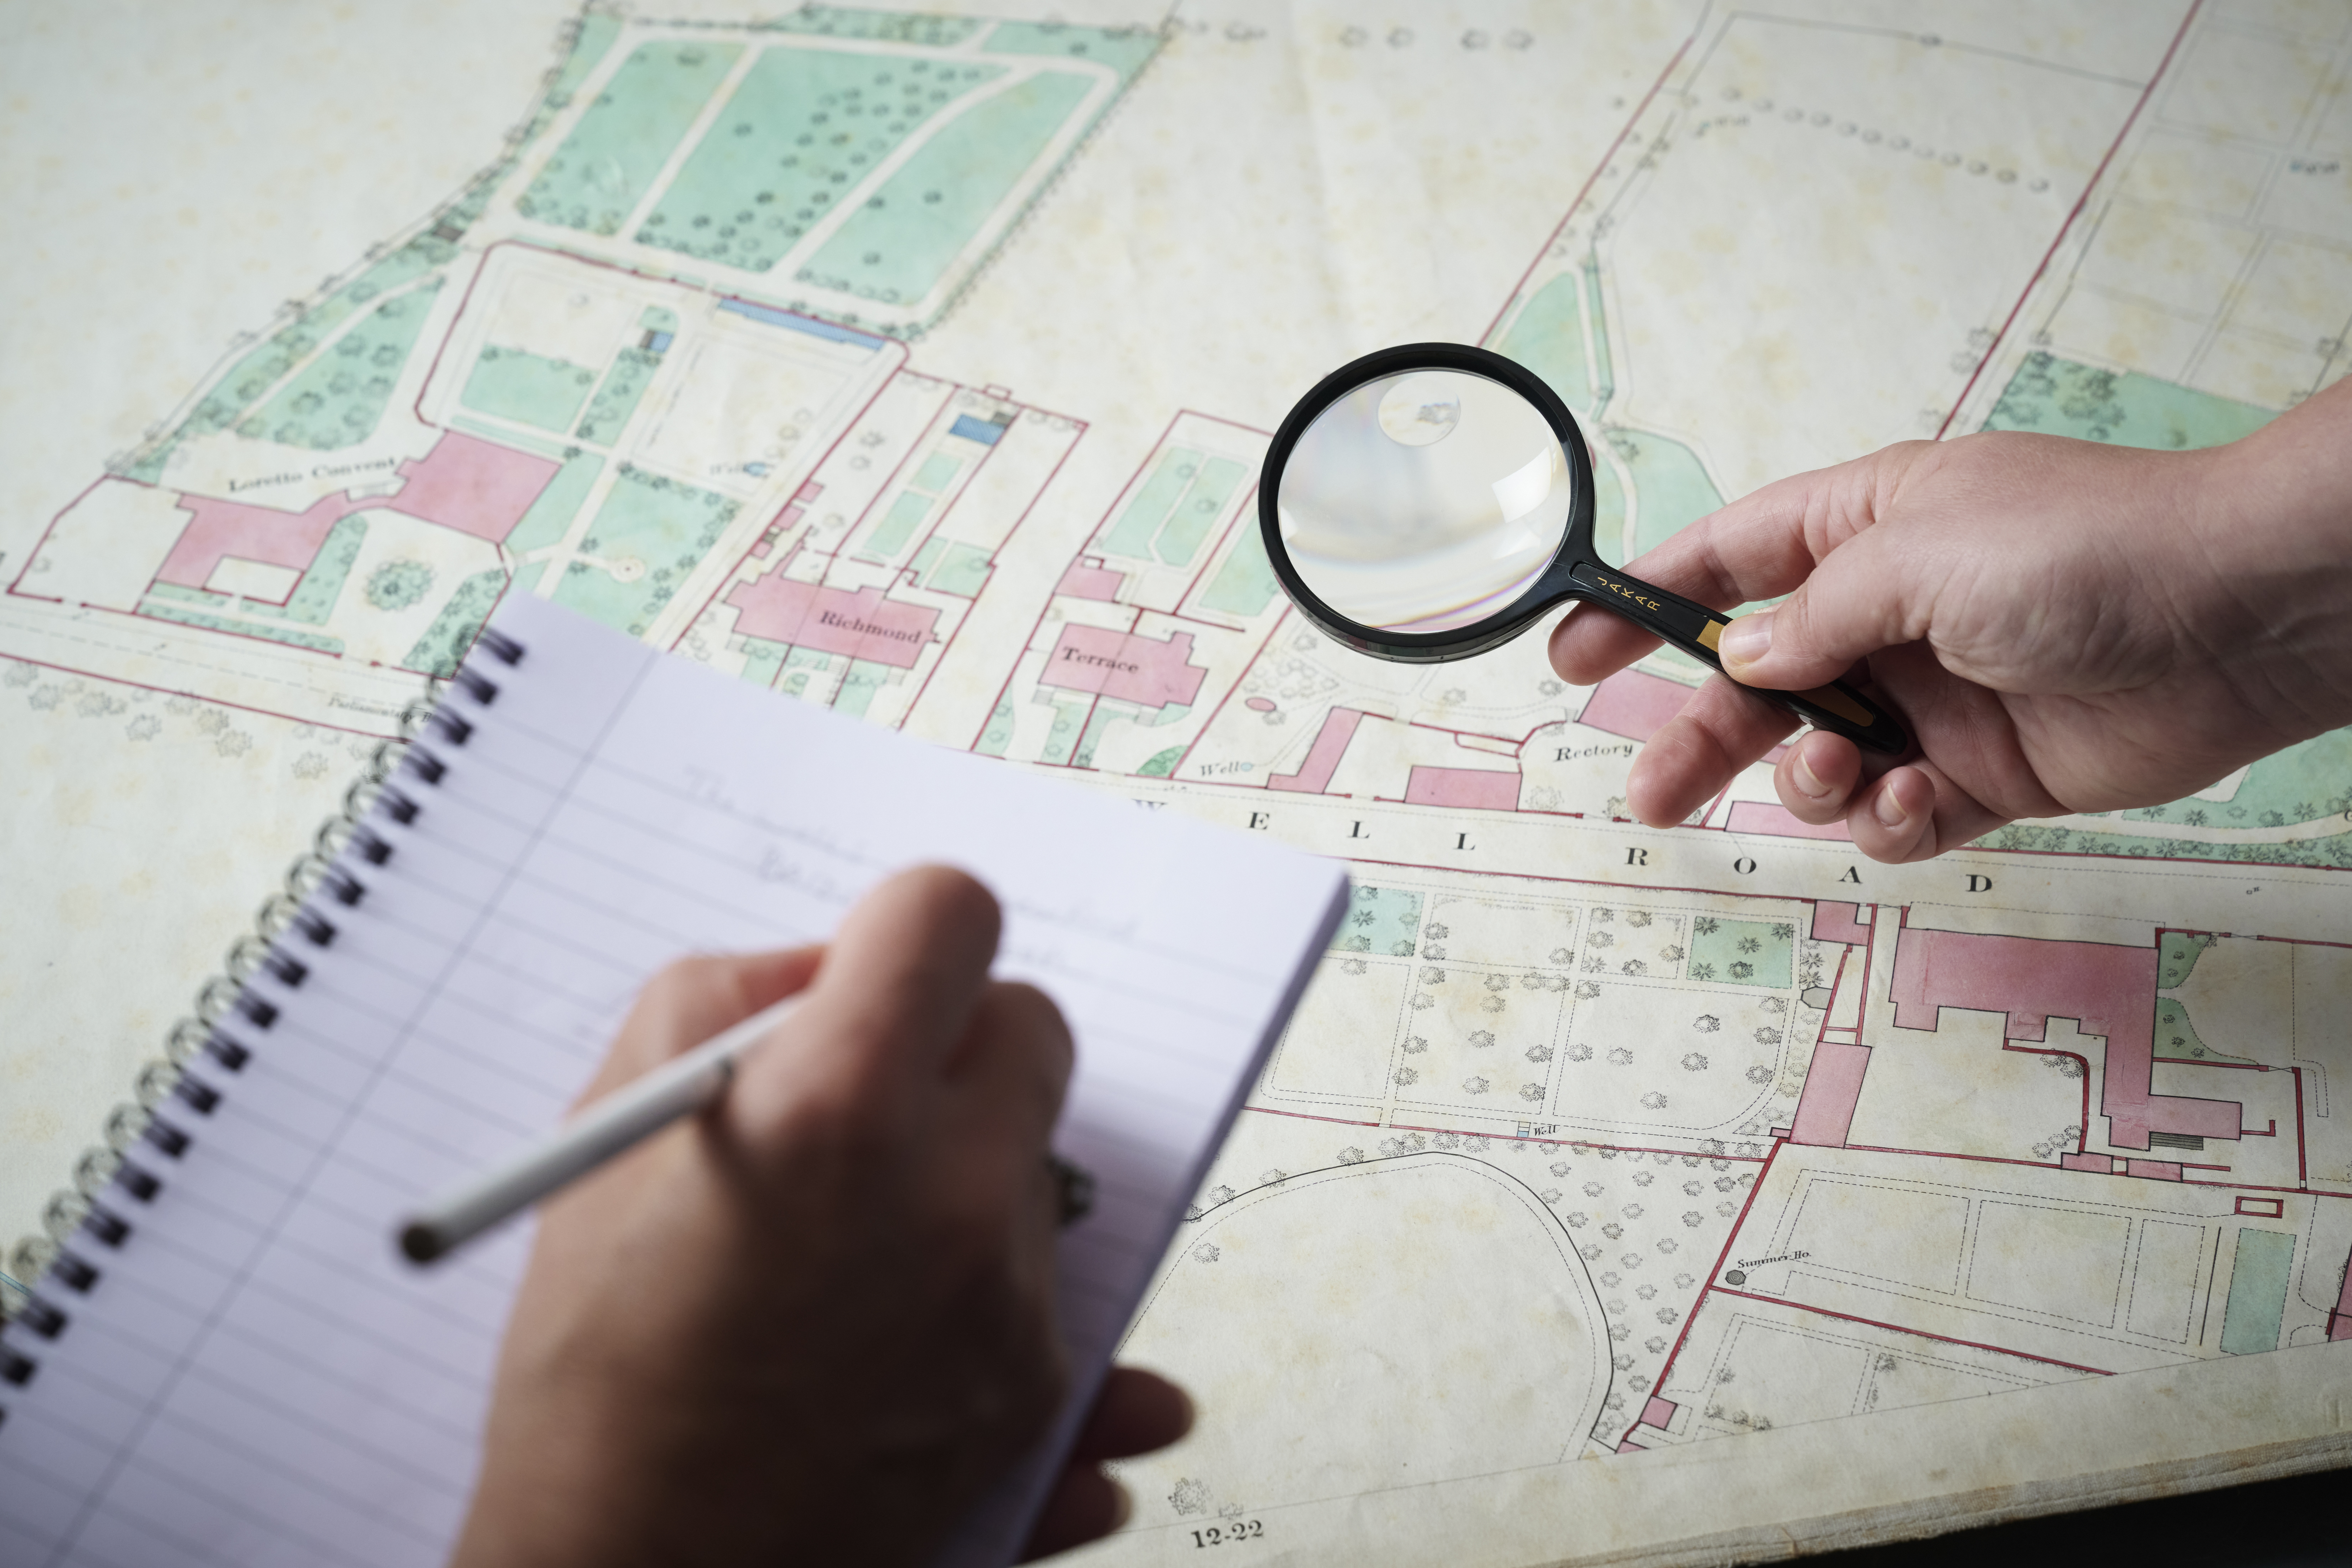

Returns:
0,627,527,1421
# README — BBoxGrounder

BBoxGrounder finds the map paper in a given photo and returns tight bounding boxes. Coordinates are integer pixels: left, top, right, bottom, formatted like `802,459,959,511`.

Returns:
4,0,2351,1561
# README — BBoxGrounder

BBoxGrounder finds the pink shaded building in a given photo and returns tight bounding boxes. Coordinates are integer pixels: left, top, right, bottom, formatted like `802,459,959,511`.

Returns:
1267,708,1366,793
1889,927,2242,1151
157,430,561,590
2329,1242,2352,1341
382,430,560,542
1727,800,1852,842
1038,625,1207,708
159,491,366,591
1575,668,1696,743
724,576,940,669
1403,765,1520,810
1790,1041,1871,1147
1054,558,1126,603
1810,902,1873,945
1575,667,1786,762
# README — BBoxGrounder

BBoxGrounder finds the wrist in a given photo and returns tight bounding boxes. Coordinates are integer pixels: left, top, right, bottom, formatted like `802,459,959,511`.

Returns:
2176,393,2352,741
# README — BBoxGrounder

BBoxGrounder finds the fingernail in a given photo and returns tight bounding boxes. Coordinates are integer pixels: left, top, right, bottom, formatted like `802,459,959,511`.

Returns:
1717,611,1772,669
1792,748,1832,801
1873,786,1910,829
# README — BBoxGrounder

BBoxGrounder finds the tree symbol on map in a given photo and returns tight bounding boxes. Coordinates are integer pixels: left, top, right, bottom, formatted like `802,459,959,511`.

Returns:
365,561,434,611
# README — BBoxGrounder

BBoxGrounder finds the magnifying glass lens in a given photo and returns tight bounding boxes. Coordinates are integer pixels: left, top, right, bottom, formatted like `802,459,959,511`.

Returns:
1260,342,1909,753
1275,368,1572,634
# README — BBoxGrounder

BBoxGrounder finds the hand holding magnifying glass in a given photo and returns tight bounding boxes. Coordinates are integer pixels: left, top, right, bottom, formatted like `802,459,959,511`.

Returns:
1258,343,1908,756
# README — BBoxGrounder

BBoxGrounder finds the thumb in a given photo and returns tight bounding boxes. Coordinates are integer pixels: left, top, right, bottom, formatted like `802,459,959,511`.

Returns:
1713,526,1925,691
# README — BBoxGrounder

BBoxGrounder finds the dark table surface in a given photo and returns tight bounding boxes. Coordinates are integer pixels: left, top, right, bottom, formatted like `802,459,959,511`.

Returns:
1817,1466,2347,1565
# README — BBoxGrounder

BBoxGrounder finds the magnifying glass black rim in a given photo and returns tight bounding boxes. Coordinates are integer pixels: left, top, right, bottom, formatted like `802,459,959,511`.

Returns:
1257,341,1596,664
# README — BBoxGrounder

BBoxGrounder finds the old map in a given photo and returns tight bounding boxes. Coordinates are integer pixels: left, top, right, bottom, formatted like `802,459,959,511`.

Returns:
4,0,2351,1561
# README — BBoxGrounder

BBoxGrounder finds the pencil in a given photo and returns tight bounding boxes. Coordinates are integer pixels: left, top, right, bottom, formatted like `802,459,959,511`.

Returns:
397,994,803,1264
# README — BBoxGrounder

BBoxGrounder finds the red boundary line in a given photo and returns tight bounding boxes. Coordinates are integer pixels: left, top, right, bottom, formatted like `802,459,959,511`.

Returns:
1706,1286,2117,1377
1241,1105,1380,1131
1474,26,1702,345
1650,1139,1784,1400
2188,1180,2352,1199
1931,0,2204,438
1997,1042,2094,1156
959,408,1263,756
1164,606,1291,783
0,650,395,741
670,363,924,645
1811,945,1853,1048
895,412,1088,730
2294,1067,2309,1185
1953,838,2352,877
1379,1123,1770,1164
1307,844,1818,912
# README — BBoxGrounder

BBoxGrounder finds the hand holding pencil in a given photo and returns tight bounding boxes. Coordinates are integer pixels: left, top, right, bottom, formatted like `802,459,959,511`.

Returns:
449,867,1189,1568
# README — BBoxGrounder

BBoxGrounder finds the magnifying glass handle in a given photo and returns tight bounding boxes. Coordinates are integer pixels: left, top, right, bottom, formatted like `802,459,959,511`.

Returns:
1566,561,1908,755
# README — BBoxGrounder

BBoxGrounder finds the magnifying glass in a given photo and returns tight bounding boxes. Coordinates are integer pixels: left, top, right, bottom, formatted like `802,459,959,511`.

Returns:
1257,343,1908,755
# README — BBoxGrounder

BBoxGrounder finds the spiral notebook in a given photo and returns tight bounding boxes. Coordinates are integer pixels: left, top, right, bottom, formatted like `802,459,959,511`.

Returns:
0,594,1350,1568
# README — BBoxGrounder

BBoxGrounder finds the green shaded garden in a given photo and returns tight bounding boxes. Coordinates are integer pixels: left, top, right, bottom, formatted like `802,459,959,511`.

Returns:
802,70,1092,305
641,50,1002,273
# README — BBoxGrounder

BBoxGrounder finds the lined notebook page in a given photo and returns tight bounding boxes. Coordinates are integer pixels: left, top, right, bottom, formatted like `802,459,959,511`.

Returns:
0,594,1348,1568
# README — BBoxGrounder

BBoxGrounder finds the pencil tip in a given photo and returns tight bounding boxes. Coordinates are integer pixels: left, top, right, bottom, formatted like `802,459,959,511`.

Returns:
397,1222,443,1265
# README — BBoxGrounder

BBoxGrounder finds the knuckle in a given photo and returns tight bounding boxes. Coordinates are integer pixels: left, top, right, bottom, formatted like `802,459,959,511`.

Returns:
750,1024,911,1155
638,953,721,1009
803,1055,906,1151
988,981,1074,1055
881,865,1003,957
958,985,1077,1107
